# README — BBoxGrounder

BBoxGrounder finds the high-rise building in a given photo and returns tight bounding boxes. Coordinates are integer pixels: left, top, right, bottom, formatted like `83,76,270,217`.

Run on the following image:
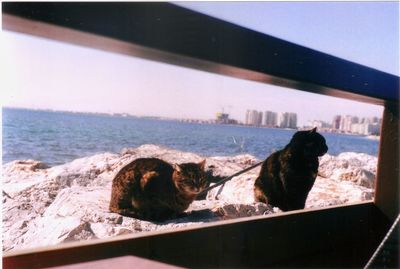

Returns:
278,112,297,129
333,115,381,135
245,110,262,126
361,117,380,124
351,123,380,135
288,112,297,129
258,111,263,126
278,112,288,128
246,109,296,128
340,115,359,132
263,111,278,127
332,115,341,130
245,110,250,125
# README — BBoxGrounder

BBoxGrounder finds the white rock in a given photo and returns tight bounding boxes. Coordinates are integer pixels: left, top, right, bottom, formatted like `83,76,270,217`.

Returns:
319,153,377,188
2,160,50,195
2,145,377,252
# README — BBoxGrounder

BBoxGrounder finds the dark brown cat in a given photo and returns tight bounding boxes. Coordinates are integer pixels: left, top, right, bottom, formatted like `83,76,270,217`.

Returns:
254,128,328,211
109,158,207,221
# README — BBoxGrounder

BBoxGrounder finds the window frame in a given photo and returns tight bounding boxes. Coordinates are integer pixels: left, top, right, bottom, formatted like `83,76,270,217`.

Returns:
2,3,399,268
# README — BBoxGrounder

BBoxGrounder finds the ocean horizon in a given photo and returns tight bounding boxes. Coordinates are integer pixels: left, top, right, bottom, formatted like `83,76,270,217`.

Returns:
2,107,380,167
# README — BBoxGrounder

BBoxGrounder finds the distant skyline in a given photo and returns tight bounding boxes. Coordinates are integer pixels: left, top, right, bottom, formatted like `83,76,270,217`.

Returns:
2,2,397,126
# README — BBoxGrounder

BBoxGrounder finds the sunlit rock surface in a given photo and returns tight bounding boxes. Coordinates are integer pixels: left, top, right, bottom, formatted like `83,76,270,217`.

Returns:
2,145,376,252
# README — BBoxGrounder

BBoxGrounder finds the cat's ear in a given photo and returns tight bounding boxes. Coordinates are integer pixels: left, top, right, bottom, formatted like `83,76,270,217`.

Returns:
310,127,317,133
198,159,206,170
173,163,182,173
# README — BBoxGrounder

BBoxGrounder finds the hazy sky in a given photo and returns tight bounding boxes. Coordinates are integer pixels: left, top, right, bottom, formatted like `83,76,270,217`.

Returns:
2,2,398,126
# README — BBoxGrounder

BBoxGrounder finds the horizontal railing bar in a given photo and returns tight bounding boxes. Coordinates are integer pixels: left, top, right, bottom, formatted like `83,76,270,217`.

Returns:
3,202,391,268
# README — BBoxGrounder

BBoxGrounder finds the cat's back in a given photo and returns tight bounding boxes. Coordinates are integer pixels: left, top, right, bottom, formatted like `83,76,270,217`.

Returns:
114,158,173,182
131,158,172,172
258,150,282,178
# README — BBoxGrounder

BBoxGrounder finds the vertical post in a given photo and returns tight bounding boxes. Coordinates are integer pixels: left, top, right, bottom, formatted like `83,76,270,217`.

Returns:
375,104,399,221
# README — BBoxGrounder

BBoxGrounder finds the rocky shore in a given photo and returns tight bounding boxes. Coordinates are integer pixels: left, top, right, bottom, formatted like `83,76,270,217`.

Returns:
2,144,376,252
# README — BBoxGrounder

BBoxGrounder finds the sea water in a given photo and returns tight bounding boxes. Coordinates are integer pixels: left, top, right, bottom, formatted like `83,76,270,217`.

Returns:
2,108,379,167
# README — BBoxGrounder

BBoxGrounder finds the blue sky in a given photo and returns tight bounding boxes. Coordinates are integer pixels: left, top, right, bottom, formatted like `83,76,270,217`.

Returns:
2,2,398,126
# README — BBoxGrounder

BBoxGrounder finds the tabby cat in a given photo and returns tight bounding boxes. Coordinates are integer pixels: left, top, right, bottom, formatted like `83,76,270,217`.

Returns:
254,128,328,211
109,158,207,221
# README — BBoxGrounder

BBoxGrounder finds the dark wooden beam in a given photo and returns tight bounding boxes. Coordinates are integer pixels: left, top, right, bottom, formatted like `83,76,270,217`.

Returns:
375,104,400,221
2,2,399,106
3,202,390,269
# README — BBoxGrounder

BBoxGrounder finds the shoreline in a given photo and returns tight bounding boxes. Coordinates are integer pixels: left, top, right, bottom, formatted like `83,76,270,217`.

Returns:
3,106,380,137
3,108,380,167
